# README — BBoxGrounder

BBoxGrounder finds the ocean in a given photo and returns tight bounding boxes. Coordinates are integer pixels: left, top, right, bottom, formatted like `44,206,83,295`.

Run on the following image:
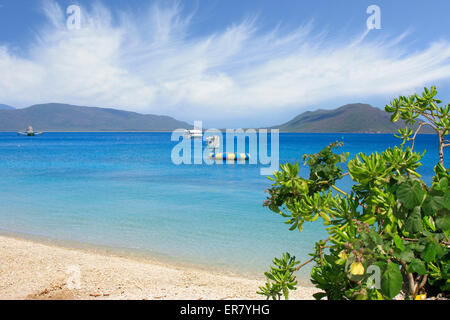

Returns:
0,132,445,277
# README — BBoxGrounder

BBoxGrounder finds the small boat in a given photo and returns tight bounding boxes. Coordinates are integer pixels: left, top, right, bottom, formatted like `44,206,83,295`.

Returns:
206,135,220,149
18,126,43,136
184,128,202,139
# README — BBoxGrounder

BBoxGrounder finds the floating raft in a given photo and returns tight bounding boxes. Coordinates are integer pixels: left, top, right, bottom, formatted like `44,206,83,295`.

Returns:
209,152,250,160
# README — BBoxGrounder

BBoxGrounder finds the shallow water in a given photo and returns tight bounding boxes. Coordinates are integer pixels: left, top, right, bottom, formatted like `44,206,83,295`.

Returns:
0,132,445,276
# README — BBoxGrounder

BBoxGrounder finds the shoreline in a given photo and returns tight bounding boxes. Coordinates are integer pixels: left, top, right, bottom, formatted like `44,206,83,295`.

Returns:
0,131,435,134
0,234,318,300
0,229,312,280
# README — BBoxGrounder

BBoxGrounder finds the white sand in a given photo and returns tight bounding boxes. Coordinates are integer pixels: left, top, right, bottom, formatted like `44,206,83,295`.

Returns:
0,235,318,300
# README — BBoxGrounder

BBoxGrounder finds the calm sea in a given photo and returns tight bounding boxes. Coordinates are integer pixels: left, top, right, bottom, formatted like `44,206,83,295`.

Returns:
0,132,446,277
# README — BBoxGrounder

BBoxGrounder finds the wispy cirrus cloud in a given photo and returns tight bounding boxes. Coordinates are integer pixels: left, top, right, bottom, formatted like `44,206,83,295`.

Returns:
0,1,450,127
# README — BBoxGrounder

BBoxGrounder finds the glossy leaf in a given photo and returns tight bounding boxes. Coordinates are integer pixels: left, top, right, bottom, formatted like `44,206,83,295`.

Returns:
381,263,403,299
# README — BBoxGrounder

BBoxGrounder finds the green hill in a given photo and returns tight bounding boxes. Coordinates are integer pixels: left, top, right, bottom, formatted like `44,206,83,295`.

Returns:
274,103,433,133
0,104,15,110
0,103,191,132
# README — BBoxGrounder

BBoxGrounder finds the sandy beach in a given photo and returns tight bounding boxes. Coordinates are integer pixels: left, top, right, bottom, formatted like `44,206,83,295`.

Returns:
0,235,318,300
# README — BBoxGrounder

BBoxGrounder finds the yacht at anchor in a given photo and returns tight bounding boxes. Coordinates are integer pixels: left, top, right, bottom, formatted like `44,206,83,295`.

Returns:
18,126,43,136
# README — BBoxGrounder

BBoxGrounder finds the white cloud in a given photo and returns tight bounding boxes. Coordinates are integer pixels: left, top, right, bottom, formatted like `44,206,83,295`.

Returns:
0,1,450,127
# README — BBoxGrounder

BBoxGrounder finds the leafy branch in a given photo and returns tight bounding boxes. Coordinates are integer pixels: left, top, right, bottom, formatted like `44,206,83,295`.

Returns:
259,87,449,300
257,253,299,300
386,86,449,167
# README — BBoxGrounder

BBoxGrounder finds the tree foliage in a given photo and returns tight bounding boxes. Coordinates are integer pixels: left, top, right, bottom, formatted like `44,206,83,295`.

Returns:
257,253,299,300
259,87,449,300
385,85,449,165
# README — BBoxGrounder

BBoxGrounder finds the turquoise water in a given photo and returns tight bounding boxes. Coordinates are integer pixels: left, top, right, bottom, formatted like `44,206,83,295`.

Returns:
0,132,445,276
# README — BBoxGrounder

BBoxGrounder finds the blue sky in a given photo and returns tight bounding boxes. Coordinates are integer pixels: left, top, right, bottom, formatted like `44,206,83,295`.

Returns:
0,0,450,127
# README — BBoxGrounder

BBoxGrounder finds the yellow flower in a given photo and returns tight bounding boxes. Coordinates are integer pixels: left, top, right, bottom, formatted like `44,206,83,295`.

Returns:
349,262,365,275
338,250,348,260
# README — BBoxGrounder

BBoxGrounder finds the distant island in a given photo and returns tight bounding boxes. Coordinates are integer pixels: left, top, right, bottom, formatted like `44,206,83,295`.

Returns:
0,104,15,110
0,102,434,133
0,103,191,132
273,103,433,133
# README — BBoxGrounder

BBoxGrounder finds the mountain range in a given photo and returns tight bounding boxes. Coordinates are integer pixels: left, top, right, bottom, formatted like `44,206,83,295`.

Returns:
0,102,432,133
0,103,191,132
274,103,432,133
0,104,15,110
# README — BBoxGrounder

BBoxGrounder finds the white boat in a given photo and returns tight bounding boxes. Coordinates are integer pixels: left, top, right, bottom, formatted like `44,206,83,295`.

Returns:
18,126,43,136
184,129,202,139
206,135,220,149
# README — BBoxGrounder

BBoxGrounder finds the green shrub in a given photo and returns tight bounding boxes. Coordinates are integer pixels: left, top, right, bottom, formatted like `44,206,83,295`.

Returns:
258,87,449,300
